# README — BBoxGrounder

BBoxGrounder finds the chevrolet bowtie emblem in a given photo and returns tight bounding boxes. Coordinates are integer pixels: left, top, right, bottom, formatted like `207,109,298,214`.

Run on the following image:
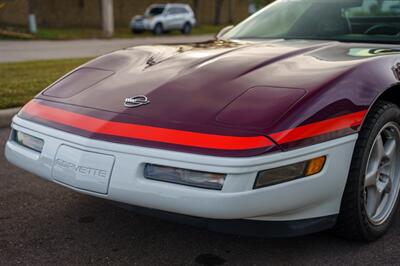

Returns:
124,95,150,108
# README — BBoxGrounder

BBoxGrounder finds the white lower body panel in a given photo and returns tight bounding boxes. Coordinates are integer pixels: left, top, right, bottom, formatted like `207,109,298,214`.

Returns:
5,116,357,221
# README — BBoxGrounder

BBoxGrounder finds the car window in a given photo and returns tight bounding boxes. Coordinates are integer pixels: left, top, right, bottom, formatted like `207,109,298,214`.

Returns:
167,7,189,15
226,1,310,37
147,6,165,16
167,7,179,15
225,0,400,44
346,0,400,16
177,7,189,14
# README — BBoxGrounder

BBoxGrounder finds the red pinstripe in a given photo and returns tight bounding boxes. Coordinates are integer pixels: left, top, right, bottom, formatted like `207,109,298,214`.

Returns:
21,101,272,150
20,100,367,151
269,111,367,144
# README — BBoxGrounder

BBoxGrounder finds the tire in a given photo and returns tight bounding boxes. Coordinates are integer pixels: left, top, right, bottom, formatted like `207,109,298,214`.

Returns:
335,100,400,241
181,23,192,35
153,23,163,35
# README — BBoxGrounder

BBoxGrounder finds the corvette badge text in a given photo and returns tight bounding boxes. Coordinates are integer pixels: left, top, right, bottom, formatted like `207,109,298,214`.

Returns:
54,158,108,178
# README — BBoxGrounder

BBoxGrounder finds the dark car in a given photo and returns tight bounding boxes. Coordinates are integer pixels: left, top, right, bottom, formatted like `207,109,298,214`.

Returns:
6,0,400,241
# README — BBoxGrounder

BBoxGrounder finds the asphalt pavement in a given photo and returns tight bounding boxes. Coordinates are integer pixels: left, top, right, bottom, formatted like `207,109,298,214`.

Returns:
0,35,213,63
1,128,400,265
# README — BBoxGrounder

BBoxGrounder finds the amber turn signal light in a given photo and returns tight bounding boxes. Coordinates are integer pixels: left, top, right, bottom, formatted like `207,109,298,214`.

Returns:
254,156,327,189
305,156,326,176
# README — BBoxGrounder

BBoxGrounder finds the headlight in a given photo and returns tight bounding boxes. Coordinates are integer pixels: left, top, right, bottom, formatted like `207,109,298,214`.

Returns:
254,156,326,189
144,164,226,190
14,130,44,153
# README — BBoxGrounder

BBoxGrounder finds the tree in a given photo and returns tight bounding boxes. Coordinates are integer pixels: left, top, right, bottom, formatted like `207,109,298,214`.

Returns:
214,0,224,25
100,0,114,38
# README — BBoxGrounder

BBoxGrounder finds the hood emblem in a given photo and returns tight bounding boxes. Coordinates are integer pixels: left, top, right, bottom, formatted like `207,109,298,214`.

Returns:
124,95,150,108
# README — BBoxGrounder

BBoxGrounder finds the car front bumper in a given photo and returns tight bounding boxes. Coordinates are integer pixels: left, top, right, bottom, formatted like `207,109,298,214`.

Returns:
5,116,357,232
130,19,153,31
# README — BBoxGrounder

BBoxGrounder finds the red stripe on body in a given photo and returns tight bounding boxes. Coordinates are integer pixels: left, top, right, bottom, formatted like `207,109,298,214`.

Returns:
20,100,367,151
21,101,273,150
269,110,367,144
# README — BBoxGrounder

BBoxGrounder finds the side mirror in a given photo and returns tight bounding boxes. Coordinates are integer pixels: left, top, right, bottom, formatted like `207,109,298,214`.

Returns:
216,25,234,39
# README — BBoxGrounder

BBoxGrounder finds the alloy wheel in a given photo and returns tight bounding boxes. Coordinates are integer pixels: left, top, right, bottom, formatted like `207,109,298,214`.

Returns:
364,122,400,225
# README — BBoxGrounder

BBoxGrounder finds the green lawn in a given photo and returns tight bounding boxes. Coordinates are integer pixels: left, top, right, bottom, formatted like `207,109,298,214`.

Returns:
0,58,91,109
0,25,223,40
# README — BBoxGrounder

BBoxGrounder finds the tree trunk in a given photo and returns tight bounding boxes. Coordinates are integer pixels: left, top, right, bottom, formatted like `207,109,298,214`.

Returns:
101,0,114,38
214,0,224,25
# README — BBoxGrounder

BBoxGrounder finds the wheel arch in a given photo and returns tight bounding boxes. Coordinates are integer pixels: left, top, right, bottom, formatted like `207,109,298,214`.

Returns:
374,84,400,107
153,22,163,30
360,83,400,130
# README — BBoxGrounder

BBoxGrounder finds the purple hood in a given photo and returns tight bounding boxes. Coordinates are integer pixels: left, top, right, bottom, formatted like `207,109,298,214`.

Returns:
29,39,400,156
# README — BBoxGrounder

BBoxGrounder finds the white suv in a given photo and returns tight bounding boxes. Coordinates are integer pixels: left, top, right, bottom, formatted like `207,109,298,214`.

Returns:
130,4,196,35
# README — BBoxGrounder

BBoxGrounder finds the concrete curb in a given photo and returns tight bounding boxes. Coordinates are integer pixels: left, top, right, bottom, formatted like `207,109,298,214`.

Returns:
0,107,20,128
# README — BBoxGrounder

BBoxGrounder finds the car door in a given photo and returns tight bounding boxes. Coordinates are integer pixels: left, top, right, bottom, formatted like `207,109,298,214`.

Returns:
164,7,179,30
175,7,189,29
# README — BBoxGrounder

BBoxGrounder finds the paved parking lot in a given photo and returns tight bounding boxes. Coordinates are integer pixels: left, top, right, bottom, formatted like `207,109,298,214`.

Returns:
1,127,400,265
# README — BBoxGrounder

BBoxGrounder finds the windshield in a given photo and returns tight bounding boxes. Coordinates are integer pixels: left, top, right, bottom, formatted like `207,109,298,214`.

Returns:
146,6,165,16
225,0,400,44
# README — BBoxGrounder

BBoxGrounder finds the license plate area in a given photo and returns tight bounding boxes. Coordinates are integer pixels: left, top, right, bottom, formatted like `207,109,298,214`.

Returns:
52,145,115,194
